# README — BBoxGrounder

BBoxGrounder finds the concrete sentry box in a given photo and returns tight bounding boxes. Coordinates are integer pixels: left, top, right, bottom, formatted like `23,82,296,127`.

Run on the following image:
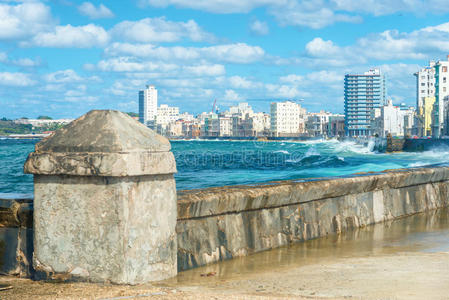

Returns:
24,110,177,284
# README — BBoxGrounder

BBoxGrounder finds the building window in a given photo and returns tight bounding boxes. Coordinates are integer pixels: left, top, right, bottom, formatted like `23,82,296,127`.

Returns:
444,77,447,83
443,66,448,72
444,87,447,92
421,83,425,86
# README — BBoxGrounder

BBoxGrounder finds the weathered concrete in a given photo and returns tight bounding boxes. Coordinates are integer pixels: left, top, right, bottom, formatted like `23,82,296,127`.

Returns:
4,130,449,278
0,197,33,277
23,110,178,284
176,167,449,270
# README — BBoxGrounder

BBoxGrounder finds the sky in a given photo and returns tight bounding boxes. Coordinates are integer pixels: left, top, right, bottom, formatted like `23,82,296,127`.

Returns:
2,1,449,119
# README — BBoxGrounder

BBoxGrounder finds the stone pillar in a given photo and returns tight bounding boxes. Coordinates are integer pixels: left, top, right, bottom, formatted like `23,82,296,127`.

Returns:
24,110,177,284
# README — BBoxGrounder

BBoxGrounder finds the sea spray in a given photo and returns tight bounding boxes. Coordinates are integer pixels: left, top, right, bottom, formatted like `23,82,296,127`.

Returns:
2,139,447,193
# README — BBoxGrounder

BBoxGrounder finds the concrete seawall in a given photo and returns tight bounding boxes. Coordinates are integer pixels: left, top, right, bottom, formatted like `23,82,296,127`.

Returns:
2,166,449,276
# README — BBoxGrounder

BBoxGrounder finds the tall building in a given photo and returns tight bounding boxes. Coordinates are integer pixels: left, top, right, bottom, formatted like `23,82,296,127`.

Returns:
433,56,449,137
138,85,158,125
155,104,179,125
270,101,306,137
414,62,435,110
344,68,386,137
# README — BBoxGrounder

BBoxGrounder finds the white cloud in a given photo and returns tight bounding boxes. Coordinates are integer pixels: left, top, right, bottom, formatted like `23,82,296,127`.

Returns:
12,57,42,67
0,52,7,62
110,17,214,43
270,2,362,29
140,0,449,30
0,72,36,86
0,52,42,67
25,24,109,48
78,2,114,19
229,76,261,89
306,70,343,83
141,0,284,14
250,20,269,36
141,0,360,29
224,89,241,101
105,42,265,64
279,74,303,84
0,2,53,40
265,83,304,98
305,38,341,57
331,0,449,16
44,70,83,83
295,21,449,68
184,64,225,76
96,57,179,72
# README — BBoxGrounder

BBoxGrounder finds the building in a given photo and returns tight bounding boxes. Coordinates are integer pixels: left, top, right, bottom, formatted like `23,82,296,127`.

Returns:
138,85,158,125
305,111,334,137
219,117,232,136
344,68,387,137
414,62,435,111
270,101,306,137
155,104,179,125
433,56,449,137
372,100,415,137
327,115,345,138
14,118,73,127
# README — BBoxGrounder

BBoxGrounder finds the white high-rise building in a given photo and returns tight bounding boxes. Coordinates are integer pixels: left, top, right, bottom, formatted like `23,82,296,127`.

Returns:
155,104,179,125
433,56,449,137
139,85,158,125
270,101,306,137
414,62,435,110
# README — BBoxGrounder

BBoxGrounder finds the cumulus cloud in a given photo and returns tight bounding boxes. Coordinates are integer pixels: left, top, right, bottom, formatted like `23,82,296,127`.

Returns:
105,42,265,64
288,21,449,69
184,64,225,76
331,0,449,16
140,0,449,29
0,52,42,67
305,37,341,57
0,2,53,40
44,69,83,83
78,2,114,19
140,0,284,14
223,89,241,100
96,57,179,72
24,24,109,48
104,42,264,64
229,76,261,89
141,0,359,29
279,74,303,84
250,20,269,35
270,2,362,29
110,17,214,43
0,72,36,86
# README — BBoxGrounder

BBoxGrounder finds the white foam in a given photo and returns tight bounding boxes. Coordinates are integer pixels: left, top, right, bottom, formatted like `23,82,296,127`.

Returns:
274,150,289,154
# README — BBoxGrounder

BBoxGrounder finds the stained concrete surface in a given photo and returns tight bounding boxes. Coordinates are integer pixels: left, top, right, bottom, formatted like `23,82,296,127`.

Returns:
2,208,449,299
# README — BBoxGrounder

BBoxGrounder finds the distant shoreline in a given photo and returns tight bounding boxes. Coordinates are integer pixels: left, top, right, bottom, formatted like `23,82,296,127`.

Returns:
0,134,50,139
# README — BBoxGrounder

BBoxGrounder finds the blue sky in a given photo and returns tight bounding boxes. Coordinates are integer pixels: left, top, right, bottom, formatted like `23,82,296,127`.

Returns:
2,0,449,119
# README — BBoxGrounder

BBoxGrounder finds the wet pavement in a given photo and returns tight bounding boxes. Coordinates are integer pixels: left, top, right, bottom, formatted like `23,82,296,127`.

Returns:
2,208,449,299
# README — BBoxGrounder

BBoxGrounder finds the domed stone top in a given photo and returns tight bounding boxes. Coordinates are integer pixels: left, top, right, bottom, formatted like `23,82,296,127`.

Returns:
35,110,170,153
24,110,176,176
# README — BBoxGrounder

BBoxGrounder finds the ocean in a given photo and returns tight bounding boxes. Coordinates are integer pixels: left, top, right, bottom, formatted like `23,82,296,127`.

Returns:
1,138,449,197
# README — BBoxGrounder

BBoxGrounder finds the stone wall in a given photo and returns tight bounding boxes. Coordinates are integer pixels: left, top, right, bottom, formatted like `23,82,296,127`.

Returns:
0,197,33,276
176,166,449,270
2,166,449,276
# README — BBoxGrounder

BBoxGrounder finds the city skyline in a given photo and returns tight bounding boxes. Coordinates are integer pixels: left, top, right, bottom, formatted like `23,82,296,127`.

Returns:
3,1,449,119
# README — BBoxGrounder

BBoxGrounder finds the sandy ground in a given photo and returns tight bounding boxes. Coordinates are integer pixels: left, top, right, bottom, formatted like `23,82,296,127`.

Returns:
1,251,449,299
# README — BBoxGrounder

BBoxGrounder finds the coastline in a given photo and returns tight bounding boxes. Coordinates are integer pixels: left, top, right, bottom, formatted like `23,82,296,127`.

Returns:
0,134,50,139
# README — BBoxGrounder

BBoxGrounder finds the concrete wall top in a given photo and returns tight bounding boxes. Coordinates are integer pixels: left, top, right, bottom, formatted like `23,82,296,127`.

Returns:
177,166,449,219
23,110,177,177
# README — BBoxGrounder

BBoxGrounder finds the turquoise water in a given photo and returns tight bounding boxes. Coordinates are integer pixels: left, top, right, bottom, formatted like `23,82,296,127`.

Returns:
1,138,449,197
